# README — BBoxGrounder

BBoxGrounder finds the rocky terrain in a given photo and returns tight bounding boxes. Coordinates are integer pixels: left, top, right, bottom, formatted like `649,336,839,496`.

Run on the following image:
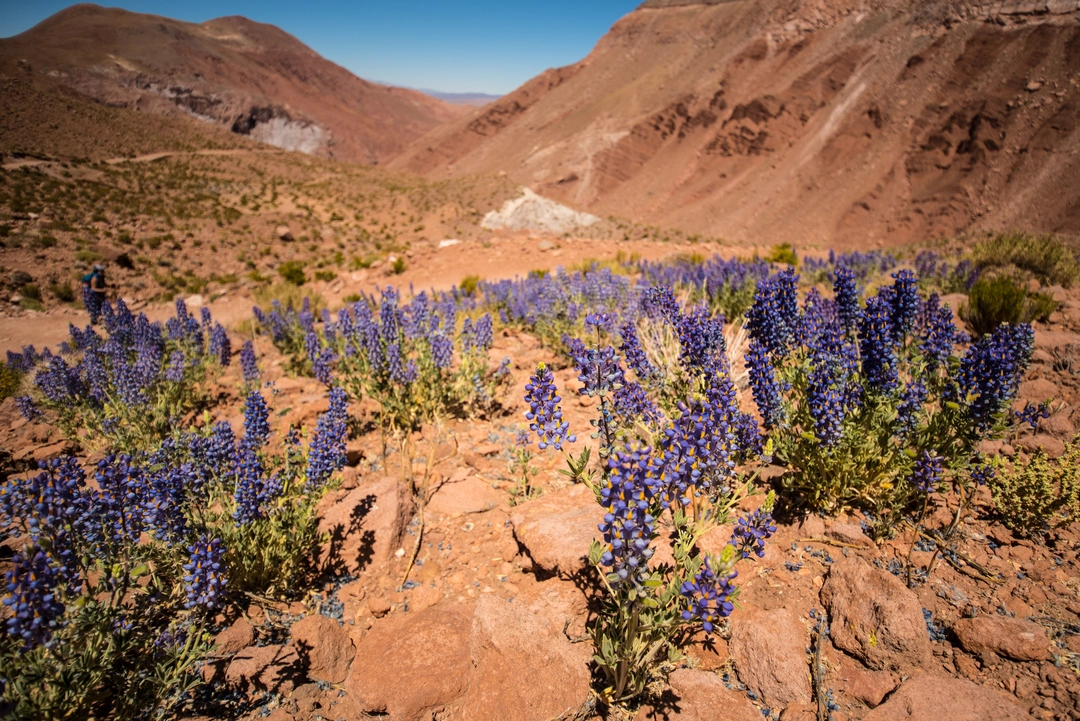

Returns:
2,3,1080,720
0,4,466,163
391,0,1080,247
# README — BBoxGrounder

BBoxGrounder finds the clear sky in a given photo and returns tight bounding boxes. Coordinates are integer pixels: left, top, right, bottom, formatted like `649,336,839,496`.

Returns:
0,1,643,95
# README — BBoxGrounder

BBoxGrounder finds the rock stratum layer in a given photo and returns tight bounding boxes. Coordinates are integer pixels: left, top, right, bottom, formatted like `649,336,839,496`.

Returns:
0,4,464,163
391,0,1080,247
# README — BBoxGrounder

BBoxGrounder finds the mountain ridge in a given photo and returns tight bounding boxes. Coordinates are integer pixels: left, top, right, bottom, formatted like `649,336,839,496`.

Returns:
0,4,466,164
390,0,1080,247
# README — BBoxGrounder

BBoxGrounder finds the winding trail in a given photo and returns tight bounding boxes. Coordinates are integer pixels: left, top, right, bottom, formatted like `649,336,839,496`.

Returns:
1,147,282,171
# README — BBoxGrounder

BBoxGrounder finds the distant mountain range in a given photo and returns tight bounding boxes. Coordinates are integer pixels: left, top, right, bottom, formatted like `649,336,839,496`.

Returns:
418,90,502,107
0,3,468,164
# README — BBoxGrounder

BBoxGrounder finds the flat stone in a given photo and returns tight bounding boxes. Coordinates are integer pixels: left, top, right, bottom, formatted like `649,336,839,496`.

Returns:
660,668,762,721
951,616,1050,661
728,607,812,709
509,484,601,575
291,614,356,683
344,601,473,719
820,557,930,672
213,617,255,656
225,644,301,695
861,673,1030,720
461,587,591,719
426,477,503,518
317,477,413,576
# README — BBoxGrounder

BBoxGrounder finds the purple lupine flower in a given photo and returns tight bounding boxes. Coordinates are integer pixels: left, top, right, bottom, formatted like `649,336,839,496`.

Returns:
94,454,149,547
619,322,654,380
524,363,576,450
232,440,267,525
910,450,943,494
598,445,658,589
242,390,270,448
917,294,961,371
833,267,861,335
730,507,776,559
15,396,41,421
952,323,1034,432
746,271,798,356
240,341,259,386
970,460,995,486
306,386,349,491
431,334,453,369
889,269,920,341
205,421,235,479
807,356,845,448
183,536,226,610
165,350,185,383
896,380,927,438
460,317,475,354
745,339,783,429
858,295,898,393
474,313,494,351
3,547,66,649
305,330,336,386
680,558,736,633
1016,401,1051,431
209,323,231,366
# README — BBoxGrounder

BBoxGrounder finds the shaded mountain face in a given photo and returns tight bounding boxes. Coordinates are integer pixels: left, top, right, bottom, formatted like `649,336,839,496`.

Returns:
0,4,466,164
390,0,1080,247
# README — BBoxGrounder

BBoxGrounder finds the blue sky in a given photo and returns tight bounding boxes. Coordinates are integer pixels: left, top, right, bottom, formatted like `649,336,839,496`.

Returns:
0,1,642,95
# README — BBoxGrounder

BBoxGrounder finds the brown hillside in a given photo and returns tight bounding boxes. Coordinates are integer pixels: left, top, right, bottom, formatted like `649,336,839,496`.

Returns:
390,0,1080,248
0,4,466,164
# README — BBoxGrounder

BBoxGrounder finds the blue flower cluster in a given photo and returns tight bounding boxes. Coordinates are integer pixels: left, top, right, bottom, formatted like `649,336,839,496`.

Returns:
4,548,66,650
524,364,576,450
306,386,349,491
680,558,736,633
730,507,777,559
910,450,943,494
598,446,659,589
183,536,227,610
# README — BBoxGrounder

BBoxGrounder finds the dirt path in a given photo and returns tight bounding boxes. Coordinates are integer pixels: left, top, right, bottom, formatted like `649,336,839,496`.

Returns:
1,147,282,171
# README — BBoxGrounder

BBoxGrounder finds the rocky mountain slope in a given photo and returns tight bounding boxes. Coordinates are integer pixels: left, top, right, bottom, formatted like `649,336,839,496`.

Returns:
390,0,1080,247
0,4,465,164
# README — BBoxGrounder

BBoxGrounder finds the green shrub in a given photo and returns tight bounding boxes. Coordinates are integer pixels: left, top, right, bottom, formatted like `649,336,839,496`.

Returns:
342,293,362,304
277,261,307,286
19,297,45,312
391,257,407,275
460,275,481,296
962,275,1059,336
766,243,798,266
0,362,22,402
20,283,41,301
75,249,103,263
49,282,76,303
313,270,337,282
988,437,1080,539
972,232,1080,288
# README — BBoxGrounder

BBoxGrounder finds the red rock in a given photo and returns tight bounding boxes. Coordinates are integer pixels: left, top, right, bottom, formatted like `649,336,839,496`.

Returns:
728,607,811,709
821,557,931,672
825,522,873,547
861,673,1030,720
461,587,591,719
426,476,503,518
317,477,413,576
662,669,763,721
1017,434,1065,458
836,655,897,707
290,614,356,683
509,484,602,575
951,616,1050,662
214,617,255,656
225,644,301,694
683,629,730,671
344,601,474,719
408,582,444,613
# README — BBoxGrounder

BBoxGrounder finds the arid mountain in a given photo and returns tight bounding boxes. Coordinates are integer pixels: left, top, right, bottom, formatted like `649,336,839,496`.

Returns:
391,0,1080,248
0,4,466,164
